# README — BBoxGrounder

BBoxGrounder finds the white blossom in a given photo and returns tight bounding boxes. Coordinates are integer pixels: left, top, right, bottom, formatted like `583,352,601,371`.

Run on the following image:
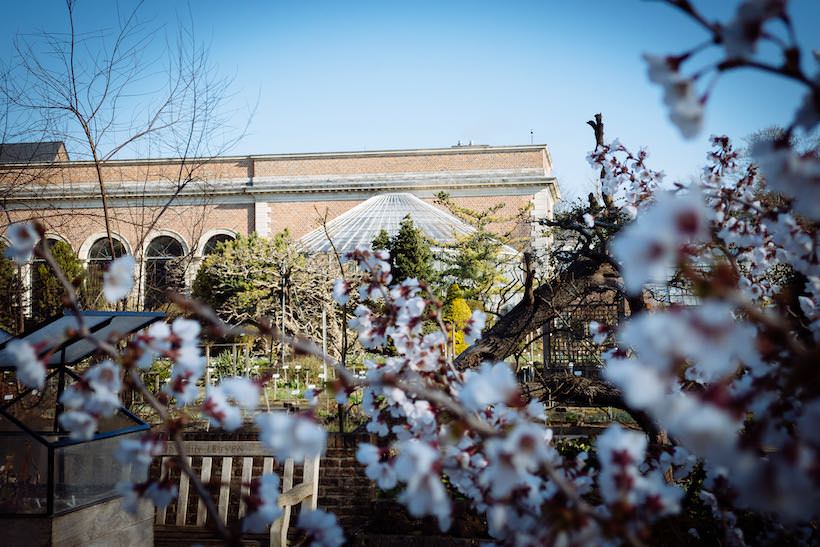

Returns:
393,439,452,531
296,509,345,547
463,309,486,346
331,278,351,305
356,443,398,489
457,361,519,413
145,481,177,509
103,255,136,303
4,222,40,264
116,434,165,472
58,410,97,440
256,412,327,461
611,190,712,294
242,474,283,533
6,339,45,390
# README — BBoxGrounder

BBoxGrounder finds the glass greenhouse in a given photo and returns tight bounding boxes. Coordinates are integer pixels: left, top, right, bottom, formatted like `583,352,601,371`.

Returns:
298,192,519,255
0,311,163,516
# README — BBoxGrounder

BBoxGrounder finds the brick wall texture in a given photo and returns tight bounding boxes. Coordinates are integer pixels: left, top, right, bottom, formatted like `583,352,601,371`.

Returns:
1,146,554,259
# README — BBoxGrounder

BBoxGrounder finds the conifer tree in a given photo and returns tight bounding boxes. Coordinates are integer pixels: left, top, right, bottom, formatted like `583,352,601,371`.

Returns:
31,240,84,324
389,215,434,284
371,229,391,251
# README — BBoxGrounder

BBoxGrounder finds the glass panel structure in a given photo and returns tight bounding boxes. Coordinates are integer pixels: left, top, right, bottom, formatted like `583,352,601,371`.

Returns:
0,369,149,515
0,311,161,516
299,192,518,255
84,238,127,308
203,233,234,256
145,235,184,310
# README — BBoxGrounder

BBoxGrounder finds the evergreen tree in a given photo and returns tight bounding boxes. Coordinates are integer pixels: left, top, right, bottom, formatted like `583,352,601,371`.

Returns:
0,244,24,333
389,215,434,284
371,229,391,251
31,240,84,324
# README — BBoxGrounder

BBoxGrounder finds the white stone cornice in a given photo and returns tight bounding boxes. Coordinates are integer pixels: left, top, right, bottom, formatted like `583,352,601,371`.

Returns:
0,168,559,210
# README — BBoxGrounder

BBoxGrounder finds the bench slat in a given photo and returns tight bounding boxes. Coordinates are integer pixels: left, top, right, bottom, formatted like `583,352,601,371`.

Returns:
270,459,294,547
218,457,233,522
196,457,213,526
176,456,193,526
238,456,254,518
301,456,320,512
278,481,314,506
155,456,170,525
155,445,320,547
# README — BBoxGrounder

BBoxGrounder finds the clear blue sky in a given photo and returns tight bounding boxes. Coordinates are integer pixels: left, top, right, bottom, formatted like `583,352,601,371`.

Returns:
2,1,818,202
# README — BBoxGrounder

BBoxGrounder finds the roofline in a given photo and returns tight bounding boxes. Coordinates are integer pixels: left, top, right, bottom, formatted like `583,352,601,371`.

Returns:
0,143,552,168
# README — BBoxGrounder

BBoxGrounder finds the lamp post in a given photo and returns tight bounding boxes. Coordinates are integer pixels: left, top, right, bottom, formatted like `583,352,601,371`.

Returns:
280,262,287,372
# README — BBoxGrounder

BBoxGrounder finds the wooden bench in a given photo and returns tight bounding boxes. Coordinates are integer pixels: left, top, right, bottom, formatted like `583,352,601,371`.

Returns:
153,441,320,547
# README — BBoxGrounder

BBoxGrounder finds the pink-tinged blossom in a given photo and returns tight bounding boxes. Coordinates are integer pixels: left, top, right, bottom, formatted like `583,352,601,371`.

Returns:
6,339,45,389
597,424,646,505
794,78,820,131
722,0,783,60
303,388,319,407
220,376,261,410
642,53,704,138
588,320,608,345
751,138,820,221
103,255,135,303
202,385,242,431
296,509,345,547
480,423,553,498
116,433,165,472
256,412,327,461
393,439,452,531
457,362,519,413
145,480,178,509
116,479,177,514
134,321,172,369
331,278,351,305
390,278,421,305
618,302,761,382
115,481,143,514
643,54,677,85
583,212,595,228
356,443,398,489
603,357,666,410
463,310,486,346
349,305,387,349
597,424,681,516
58,410,97,440
58,360,123,438
242,474,283,533
611,190,712,294
162,372,200,407
4,222,40,264
171,318,201,344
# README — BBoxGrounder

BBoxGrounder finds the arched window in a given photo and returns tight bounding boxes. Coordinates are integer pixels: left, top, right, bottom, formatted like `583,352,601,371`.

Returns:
145,235,185,310
85,237,127,307
203,233,235,256
32,238,82,323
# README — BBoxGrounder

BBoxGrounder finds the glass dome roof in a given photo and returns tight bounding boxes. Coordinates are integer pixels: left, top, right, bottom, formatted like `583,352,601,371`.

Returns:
299,193,517,255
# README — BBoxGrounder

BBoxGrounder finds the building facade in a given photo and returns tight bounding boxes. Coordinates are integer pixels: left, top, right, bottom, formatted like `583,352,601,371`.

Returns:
0,143,559,314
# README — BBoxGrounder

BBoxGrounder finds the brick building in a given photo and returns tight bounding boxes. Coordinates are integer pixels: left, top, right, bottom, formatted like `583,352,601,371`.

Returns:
0,143,559,312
